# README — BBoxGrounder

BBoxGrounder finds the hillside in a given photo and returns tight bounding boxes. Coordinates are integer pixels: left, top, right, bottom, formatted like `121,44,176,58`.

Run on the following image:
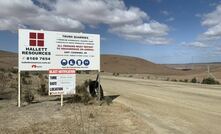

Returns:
101,55,186,75
1,50,220,76
0,51,175,74
0,50,17,69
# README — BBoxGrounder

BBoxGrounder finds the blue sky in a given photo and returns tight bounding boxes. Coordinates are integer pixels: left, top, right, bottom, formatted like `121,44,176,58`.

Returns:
0,0,221,64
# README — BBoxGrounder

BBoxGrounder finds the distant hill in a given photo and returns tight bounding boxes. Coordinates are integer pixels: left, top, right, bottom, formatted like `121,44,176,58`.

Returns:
0,50,17,69
1,50,220,76
101,54,187,75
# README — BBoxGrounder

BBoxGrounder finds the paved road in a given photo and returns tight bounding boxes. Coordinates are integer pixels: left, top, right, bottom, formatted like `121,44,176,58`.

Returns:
101,76,221,134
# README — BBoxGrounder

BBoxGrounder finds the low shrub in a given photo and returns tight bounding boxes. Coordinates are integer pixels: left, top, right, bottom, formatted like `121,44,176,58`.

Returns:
171,79,177,82
0,68,5,72
201,77,220,85
184,79,188,83
10,83,17,88
24,90,34,103
191,77,197,83
10,68,18,74
24,72,30,77
38,84,48,96
22,78,32,85
113,72,119,76
128,75,133,77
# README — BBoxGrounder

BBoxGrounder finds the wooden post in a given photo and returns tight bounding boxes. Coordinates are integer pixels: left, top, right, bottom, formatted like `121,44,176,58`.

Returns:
61,93,63,107
98,71,101,101
18,71,21,107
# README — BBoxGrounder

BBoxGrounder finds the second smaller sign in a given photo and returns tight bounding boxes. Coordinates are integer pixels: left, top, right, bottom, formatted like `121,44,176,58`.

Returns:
49,69,76,95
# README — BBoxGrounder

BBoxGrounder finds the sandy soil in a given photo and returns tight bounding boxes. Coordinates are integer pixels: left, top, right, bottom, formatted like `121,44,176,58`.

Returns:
1,72,221,134
0,98,153,134
101,75,221,134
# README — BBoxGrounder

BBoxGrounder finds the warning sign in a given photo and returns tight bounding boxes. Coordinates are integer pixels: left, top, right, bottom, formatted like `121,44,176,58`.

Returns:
48,69,76,95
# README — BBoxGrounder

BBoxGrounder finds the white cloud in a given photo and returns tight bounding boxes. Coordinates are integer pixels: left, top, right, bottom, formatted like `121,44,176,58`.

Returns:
0,0,84,32
161,10,169,16
200,4,221,41
0,0,171,45
195,13,202,18
110,21,169,36
144,37,172,45
166,17,175,22
109,21,172,45
212,48,221,55
182,41,207,48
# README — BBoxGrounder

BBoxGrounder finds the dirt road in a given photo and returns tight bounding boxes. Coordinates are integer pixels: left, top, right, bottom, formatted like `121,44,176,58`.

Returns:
101,76,221,134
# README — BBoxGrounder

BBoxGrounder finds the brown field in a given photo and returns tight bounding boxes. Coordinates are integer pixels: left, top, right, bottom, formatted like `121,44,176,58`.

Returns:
0,72,153,134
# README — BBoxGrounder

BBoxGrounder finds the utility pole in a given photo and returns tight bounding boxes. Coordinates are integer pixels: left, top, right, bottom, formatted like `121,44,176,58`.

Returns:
207,64,210,77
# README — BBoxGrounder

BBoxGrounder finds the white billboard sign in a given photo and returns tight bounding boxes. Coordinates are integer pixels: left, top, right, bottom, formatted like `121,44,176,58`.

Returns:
18,29,100,71
49,69,76,95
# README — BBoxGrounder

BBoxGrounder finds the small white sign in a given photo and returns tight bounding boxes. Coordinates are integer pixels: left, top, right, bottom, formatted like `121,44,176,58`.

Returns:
49,69,76,95
19,29,100,71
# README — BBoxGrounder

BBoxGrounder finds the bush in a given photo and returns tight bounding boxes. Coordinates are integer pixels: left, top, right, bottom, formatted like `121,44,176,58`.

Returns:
38,84,48,96
0,68,5,72
10,68,18,74
38,73,43,79
191,77,197,83
32,71,40,76
76,70,82,74
0,73,7,89
184,79,188,83
69,80,97,104
24,72,30,77
76,80,90,94
22,78,32,85
171,79,177,82
24,90,34,103
128,75,133,77
67,94,82,103
201,77,220,85
113,72,119,76
85,70,90,74
8,73,13,79
10,83,17,88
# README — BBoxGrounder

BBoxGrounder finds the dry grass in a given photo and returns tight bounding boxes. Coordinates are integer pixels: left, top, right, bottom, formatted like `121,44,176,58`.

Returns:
0,100,152,134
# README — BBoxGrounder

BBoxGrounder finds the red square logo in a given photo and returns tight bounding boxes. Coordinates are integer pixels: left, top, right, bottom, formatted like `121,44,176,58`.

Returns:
29,32,45,47
38,40,44,46
30,40,36,46
30,33,36,39
38,33,44,39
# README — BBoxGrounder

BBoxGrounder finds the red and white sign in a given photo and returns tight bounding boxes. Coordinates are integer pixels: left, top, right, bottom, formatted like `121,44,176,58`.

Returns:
49,69,76,74
19,29,100,71
49,69,76,95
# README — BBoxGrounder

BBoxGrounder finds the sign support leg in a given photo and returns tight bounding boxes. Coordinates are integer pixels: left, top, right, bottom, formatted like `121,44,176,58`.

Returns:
98,71,101,101
18,71,21,107
61,93,63,107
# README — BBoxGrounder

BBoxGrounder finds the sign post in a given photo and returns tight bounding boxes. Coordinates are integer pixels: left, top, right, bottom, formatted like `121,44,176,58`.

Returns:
18,71,21,107
98,71,101,100
61,93,63,107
